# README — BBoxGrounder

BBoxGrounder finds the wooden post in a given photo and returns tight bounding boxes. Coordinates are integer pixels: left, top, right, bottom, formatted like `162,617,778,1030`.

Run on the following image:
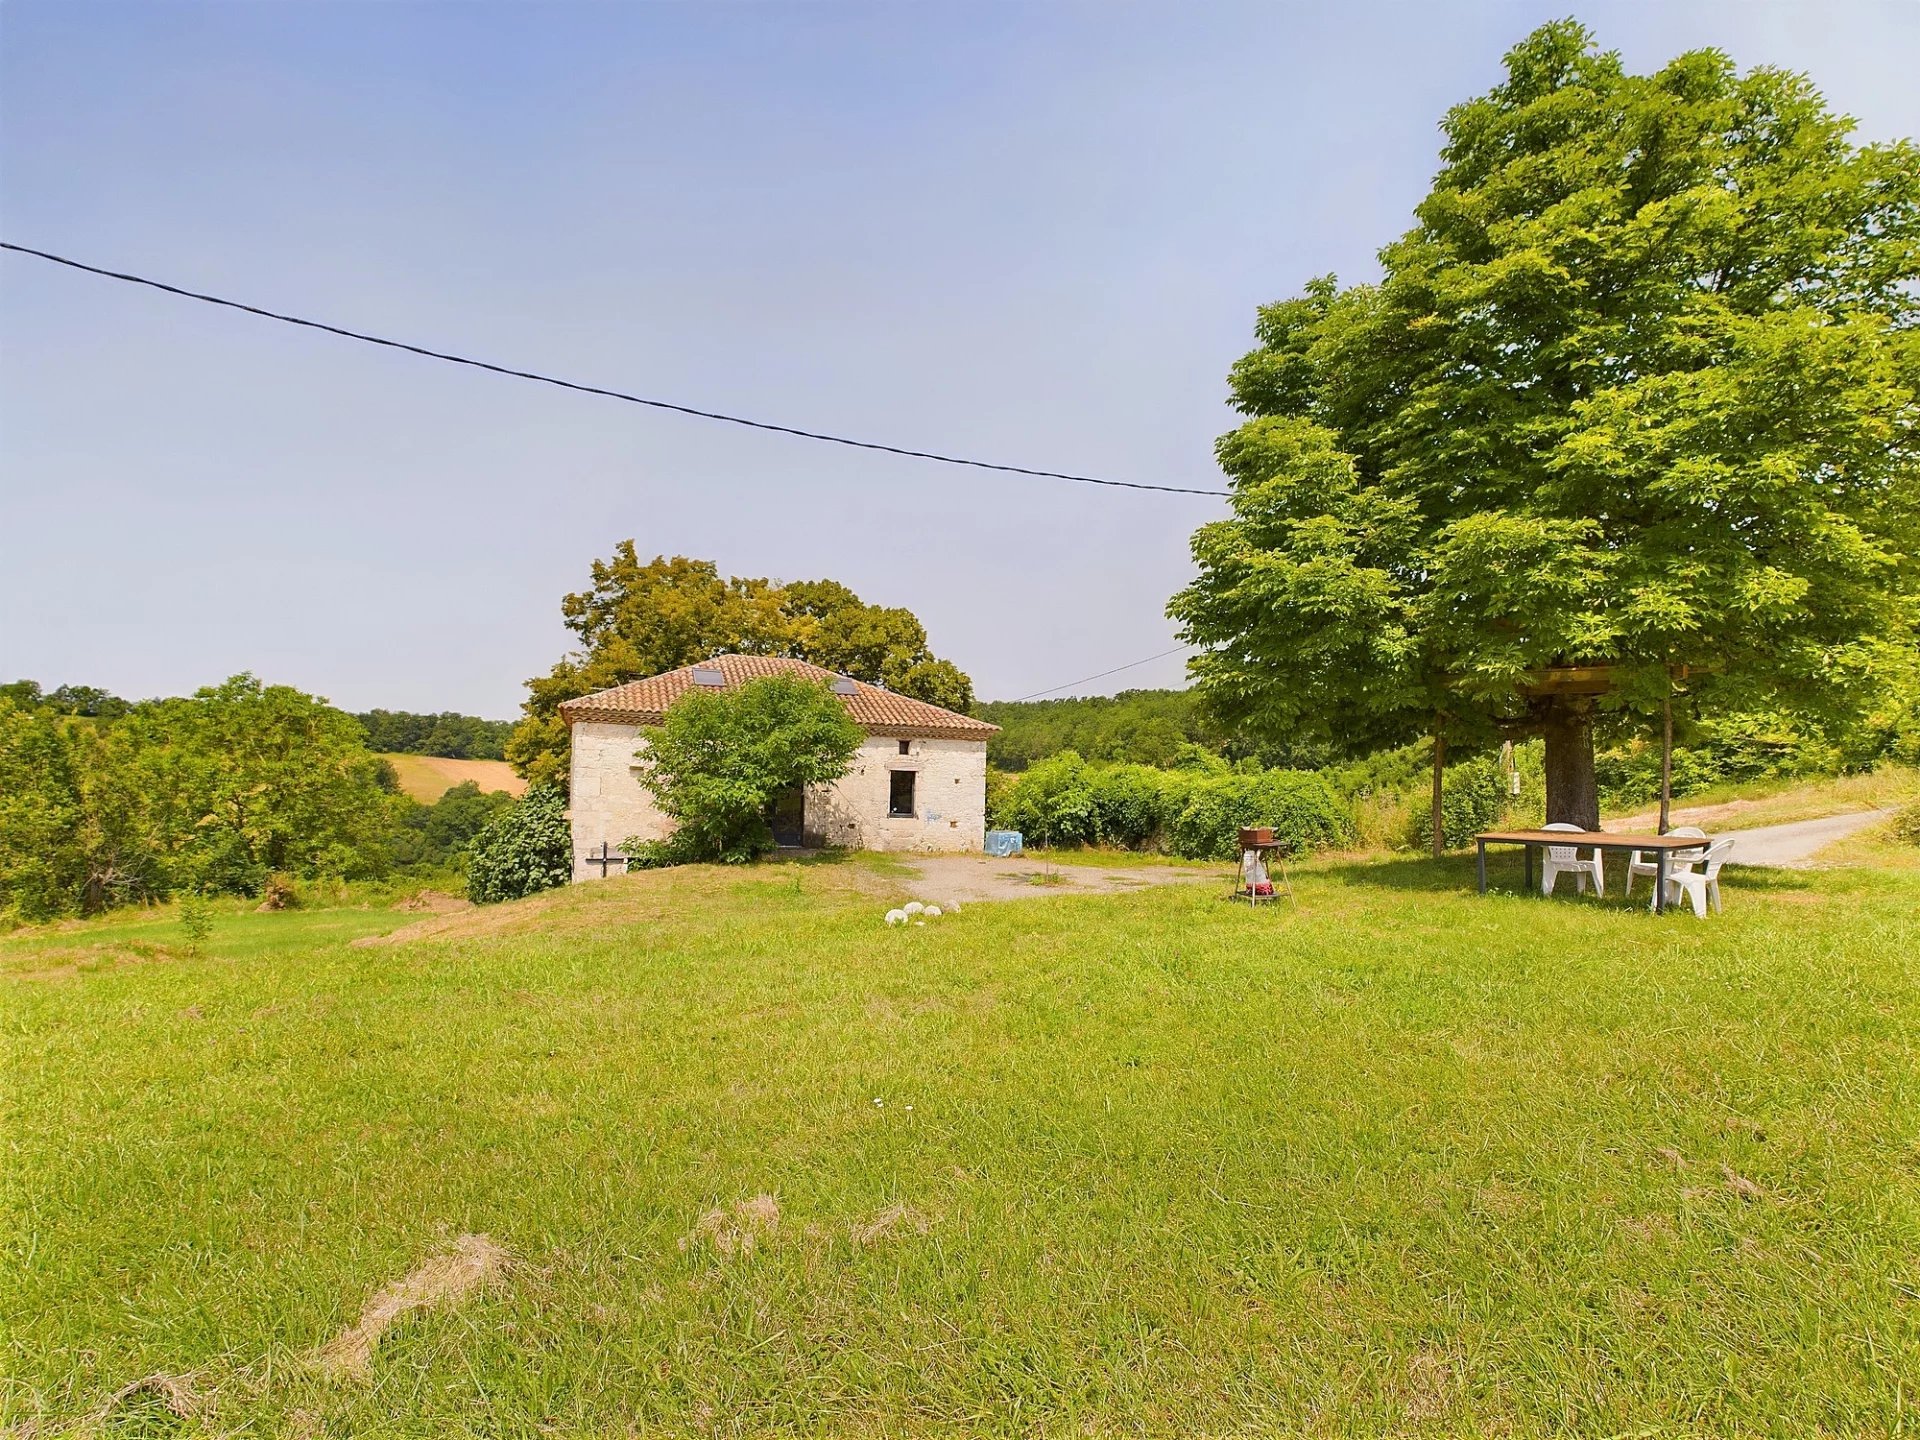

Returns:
1658,685,1674,835
1430,726,1446,859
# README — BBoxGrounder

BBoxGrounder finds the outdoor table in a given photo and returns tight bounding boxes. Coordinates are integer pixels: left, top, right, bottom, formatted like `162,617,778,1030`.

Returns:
1473,829,1711,914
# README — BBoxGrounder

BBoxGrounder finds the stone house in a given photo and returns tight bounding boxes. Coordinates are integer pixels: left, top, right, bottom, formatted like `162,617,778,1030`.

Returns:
559,653,998,880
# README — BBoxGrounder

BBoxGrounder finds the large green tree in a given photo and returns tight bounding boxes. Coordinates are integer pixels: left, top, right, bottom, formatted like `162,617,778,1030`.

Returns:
508,545,974,790
1170,22,1920,828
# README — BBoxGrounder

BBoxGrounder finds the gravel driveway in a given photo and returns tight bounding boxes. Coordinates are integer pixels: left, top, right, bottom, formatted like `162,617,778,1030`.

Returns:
1716,810,1891,868
891,854,1213,906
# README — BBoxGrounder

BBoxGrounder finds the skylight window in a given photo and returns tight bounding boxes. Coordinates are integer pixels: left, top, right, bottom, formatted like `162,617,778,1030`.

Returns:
692,666,725,687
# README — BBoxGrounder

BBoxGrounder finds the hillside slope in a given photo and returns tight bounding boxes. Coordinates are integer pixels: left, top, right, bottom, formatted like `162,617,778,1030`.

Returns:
380,753,525,802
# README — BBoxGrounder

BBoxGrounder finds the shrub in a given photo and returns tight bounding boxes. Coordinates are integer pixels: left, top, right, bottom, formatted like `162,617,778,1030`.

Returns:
1088,765,1165,848
258,873,299,911
633,676,865,865
1164,770,1352,860
989,751,1099,847
466,785,573,903
177,892,213,954
1403,757,1512,852
1892,801,1920,847
990,755,1354,859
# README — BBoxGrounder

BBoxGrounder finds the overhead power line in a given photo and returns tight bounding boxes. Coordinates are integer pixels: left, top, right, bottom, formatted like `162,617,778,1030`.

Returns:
1008,643,1193,703
2,241,1231,498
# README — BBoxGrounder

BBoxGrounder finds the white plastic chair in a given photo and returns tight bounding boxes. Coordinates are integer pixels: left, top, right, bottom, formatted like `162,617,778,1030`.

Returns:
1624,825,1707,901
1540,821,1605,898
1663,838,1733,917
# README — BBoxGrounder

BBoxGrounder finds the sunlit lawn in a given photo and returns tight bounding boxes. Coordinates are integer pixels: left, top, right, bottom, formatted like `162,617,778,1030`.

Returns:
4,851,1916,1436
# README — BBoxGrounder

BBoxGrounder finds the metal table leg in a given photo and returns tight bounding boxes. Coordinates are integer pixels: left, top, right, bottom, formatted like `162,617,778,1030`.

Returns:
1654,848,1667,914
1477,839,1487,894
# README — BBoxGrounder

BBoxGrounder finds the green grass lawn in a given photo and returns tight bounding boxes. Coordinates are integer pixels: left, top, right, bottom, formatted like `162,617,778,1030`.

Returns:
4,853,1917,1436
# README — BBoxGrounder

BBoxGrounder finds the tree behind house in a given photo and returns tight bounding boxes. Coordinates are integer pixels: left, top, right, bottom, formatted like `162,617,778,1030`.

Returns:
507,546,973,791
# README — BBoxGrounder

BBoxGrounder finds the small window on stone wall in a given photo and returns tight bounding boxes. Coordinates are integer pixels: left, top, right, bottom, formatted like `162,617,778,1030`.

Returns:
889,770,916,817
898,739,911,755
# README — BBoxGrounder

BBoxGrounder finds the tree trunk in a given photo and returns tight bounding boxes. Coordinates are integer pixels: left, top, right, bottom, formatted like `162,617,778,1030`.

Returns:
1658,690,1673,834
1540,696,1599,830
1429,728,1446,858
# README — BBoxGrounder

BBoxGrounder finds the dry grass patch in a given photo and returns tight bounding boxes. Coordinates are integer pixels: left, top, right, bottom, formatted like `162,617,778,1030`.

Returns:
5,940,182,984
87,1370,205,1427
680,1195,781,1259
310,1233,511,1382
849,1202,933,1247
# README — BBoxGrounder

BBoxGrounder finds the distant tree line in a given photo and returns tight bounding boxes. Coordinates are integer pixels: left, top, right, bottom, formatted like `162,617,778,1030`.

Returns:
978,689,1233,771
0,679,133,718
354,709,513,759
2,682,517,761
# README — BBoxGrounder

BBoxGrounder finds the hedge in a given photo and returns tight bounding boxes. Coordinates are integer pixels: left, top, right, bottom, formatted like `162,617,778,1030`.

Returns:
988,753,1353,859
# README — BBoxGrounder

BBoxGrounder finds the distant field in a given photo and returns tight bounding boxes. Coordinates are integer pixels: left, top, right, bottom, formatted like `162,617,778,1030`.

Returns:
5,850,1917,1434
379,753,524,802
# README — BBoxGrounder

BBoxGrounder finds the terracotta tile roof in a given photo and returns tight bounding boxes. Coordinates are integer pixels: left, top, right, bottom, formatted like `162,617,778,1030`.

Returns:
558,653,998,740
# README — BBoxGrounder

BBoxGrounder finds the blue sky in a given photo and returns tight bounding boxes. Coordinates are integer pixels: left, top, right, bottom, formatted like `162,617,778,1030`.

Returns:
4,2,1916,716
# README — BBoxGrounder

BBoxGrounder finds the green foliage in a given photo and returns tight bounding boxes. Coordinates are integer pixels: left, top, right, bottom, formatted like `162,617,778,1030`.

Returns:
1403,757,1512,852
508,547,973,790
0,700,89,921
465,785,573,904
177,892,213,954
354,709,512,760
989,752,1100,846
1892,802,1920,847
977,689,1239,771
630,676,864,866
1163,770,1353,861
0,680,131,718
387,782,517,873
0,676,396,919
1170,21,1920,805
1087,765,1166,849
988,752,1353,860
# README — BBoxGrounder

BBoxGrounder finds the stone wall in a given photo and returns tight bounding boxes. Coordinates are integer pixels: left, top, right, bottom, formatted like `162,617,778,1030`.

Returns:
807,735,988,854
566,723,987,880
567,721,669,881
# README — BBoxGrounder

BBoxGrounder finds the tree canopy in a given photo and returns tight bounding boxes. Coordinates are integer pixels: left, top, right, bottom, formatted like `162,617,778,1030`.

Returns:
978,689,1236,771
630,674,865,865
508,545,974,789
0,675,396,917
1169,21,1920,827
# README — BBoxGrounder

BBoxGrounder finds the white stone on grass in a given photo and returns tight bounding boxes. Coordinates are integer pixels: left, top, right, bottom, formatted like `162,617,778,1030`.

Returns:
924,906,942,918
884,909,907,926
903,901,925,916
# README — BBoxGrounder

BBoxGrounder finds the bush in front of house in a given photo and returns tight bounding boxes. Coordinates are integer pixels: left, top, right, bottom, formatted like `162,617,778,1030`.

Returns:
990,751,1100,848
466,785,573,903
630,675,865,866
987,755,1353,860
1087,764,1165,849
